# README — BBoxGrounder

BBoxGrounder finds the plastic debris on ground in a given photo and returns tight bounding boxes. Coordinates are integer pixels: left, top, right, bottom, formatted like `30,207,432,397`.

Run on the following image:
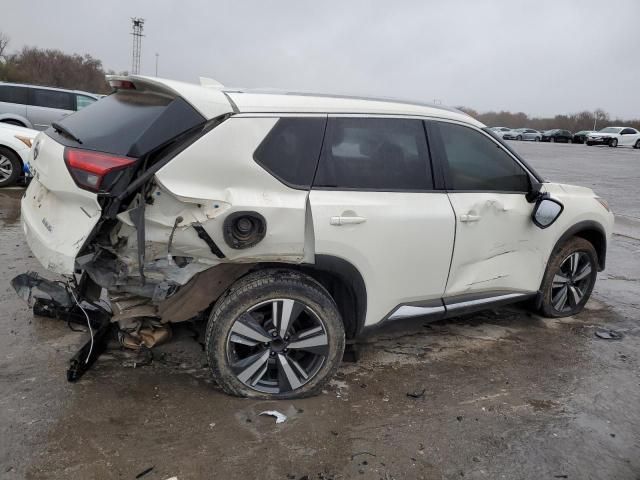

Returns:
259,410,288,424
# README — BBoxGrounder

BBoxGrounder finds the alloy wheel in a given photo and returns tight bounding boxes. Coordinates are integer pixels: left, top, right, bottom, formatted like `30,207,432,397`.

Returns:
0,154,13,182
551,252,594,313
226,298,329,394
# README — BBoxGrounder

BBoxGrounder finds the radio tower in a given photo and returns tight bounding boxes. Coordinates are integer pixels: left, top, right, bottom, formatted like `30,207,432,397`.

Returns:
130,18,145,74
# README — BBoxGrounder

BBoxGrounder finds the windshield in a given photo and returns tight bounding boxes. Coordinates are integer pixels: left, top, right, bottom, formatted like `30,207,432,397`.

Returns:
599,127,622,133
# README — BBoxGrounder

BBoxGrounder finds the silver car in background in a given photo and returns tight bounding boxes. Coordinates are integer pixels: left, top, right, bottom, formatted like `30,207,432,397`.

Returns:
489,126,512,138
503,128,541,141
0,82,100,130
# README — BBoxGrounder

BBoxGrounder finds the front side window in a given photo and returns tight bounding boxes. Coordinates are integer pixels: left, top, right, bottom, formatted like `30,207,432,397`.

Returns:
76,94,97,110
254,117,326,188
437,122,530,192
30,89,74,110
0,85,28,104
314,117,432,190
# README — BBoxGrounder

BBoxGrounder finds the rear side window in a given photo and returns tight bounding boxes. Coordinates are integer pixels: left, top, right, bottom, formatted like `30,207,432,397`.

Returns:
0,85,28,104
436,122,529,192
76,94,97,110
30,89,74,110
314,117,432,190
254,117,326,188
48,92,205,157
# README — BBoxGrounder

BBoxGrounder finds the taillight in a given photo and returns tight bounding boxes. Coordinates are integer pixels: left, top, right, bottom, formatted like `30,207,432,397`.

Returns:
109,79,136,90
64,148,136,192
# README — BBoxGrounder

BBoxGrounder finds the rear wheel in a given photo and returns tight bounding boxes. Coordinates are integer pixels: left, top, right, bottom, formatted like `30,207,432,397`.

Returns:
516,135,522,141
568,138,573,144
609,138,618,147
0,148,21,187
550,137,555,143
634,140,640,149
539,237,598,318
535,137,540,142
206,269,345,399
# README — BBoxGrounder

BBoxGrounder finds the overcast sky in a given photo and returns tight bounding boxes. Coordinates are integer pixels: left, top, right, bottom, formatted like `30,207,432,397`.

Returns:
3,0,639,118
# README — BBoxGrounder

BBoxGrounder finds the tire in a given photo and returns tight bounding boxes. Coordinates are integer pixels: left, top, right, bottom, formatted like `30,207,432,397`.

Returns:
609,138,618,147
634,140,640,149
535,137,540,142
0,148,22,188
568,139,572,144
1,119,26,128
538,237,598,318
586,142,593,146
516,135,522,141
550,137,555,143
205,269,345,399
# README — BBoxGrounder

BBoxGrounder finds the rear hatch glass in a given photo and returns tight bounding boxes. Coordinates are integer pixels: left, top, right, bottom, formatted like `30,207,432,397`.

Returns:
47,91,206,158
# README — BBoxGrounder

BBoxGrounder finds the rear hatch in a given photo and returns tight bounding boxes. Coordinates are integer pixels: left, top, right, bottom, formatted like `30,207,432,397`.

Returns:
23,76,234,274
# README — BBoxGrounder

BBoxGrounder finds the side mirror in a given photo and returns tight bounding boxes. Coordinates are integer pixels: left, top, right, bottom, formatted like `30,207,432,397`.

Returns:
532,195,564,229
526,179,543,203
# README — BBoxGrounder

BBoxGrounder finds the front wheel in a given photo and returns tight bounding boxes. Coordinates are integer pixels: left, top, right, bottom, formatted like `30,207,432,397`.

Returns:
0,148,21,188
609,138,618,147
550,137,555,143
206,269,345,399
539,237,598,318
535,137,540,142
516,135,522,141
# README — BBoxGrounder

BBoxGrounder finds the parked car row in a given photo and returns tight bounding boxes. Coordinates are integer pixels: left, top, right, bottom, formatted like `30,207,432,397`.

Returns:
0,82,100,130
490,126,640,148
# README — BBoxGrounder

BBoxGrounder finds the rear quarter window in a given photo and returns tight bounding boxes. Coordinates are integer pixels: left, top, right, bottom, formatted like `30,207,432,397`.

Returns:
253,117,327,189
48,91,206,157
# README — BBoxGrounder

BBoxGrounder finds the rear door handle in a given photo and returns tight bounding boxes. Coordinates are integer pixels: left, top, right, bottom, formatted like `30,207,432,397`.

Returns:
330,216,367,226
459,214,480,223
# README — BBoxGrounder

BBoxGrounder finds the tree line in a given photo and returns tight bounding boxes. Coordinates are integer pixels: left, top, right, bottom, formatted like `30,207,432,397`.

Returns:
0,32,116,94
458,107,640,132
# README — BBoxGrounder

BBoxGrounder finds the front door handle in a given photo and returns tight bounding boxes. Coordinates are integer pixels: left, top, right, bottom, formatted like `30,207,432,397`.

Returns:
459,214,481,223
330,215,367,226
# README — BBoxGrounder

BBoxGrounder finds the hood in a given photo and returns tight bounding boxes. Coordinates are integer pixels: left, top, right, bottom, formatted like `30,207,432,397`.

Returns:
0,123,38,139
544,182,595,198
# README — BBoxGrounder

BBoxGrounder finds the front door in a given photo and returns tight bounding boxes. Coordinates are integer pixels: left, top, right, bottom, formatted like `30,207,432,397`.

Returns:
309,116,455,326
427,120,546,304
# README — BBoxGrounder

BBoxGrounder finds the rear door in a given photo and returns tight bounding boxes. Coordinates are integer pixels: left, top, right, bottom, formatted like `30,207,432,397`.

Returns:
26,88,75,130
619,128,638,146
428,120,546,304
309,116,455,326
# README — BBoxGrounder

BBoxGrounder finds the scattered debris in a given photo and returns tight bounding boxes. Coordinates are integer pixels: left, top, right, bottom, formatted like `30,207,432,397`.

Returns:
118,318,172,350
406,388,426,399
135,466,154,479
259,410,287,424
595,328,623,340
456,415,464,422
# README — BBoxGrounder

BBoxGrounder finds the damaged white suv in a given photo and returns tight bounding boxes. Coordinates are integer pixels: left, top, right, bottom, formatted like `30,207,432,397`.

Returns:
18,76,613,399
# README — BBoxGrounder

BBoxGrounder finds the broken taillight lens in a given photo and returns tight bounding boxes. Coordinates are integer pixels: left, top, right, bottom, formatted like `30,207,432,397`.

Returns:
64,148,136,192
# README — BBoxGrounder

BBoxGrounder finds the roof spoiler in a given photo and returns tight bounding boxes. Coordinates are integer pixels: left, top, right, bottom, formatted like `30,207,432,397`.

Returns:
105,75,234,120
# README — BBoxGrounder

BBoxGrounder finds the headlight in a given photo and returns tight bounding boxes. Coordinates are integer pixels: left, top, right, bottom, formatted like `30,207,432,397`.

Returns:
14,135,33,148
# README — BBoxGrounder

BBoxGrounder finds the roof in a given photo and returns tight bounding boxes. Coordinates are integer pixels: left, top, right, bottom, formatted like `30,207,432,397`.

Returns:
0,81,99,98
113,75,483,127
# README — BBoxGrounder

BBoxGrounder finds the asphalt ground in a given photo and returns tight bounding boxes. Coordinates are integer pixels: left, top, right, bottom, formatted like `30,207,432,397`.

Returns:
0,141,638,480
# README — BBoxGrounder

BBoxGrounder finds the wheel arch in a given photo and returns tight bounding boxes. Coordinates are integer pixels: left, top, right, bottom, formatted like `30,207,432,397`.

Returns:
552,220,607,271
0,145,24,169
0,114,32,129
250,256,367,339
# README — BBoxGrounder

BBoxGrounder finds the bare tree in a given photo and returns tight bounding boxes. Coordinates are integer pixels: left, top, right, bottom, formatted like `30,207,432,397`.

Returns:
0,32,9,60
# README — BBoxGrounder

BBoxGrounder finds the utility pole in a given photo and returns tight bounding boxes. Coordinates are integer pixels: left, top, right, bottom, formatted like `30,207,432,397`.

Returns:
130,18,145,75
155,53,159,77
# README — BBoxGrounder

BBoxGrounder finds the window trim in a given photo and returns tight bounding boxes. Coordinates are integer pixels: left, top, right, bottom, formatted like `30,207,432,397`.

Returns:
428,119,536,194
311,115,436,193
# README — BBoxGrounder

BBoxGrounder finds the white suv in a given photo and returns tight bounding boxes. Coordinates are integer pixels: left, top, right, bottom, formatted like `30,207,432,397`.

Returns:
19,76,614,399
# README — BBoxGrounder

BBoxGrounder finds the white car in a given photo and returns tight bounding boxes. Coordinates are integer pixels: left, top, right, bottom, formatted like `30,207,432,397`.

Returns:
17,76,614,399
586,126,640,148
0,122,38,187
489,126,512,138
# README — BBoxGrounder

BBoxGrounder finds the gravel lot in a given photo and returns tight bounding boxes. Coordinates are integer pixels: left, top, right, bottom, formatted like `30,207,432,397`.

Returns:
0,142,638,480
